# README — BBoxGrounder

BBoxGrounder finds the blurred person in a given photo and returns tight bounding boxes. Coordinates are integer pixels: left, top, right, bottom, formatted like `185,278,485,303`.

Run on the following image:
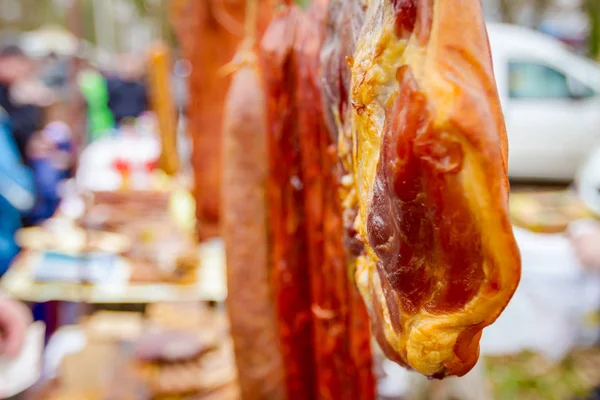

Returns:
40,52,69,93
106,53,149,126
0,45,45,161
26,102,74,225
0,107,35,275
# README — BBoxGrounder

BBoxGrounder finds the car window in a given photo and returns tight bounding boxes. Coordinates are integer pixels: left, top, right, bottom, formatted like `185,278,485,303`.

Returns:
508,61,595,99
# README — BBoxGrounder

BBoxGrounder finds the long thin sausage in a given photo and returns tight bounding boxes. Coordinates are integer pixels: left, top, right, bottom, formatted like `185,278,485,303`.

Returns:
222,38,285,399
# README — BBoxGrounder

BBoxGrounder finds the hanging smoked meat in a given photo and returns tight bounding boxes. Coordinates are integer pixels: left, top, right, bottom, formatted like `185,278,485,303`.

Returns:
349,0,521,378
318,0,375,399
295,1,372,399
261,5,316,399
221,2,285,396
170,0,272,240
148,42,179,176
169,0,197,60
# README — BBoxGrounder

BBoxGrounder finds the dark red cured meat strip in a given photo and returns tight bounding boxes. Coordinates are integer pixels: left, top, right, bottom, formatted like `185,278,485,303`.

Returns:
260,6,316,400
296,1,361,399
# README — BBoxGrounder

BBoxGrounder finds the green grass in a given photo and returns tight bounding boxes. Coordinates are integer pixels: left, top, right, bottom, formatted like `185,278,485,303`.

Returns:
486,351,600,400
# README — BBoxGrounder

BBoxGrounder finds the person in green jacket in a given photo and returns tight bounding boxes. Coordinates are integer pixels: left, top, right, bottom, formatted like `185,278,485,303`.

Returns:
77,68,115,142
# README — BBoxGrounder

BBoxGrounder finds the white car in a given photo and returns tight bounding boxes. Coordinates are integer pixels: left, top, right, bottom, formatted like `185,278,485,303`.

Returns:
487,23,600,181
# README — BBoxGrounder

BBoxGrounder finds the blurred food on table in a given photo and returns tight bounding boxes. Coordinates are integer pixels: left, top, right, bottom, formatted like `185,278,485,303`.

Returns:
39,304,238,400
511,190,595,233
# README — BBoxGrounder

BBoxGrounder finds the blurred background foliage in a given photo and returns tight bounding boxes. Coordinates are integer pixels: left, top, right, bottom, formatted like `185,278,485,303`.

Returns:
499,0,552,26
590,0,600,59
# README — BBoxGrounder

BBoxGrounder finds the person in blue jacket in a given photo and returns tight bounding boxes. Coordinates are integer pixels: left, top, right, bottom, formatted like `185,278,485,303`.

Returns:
0,107,35,275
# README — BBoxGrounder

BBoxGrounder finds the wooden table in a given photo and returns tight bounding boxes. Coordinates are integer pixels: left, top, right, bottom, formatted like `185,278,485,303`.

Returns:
0,241,226,304
1,240,227,337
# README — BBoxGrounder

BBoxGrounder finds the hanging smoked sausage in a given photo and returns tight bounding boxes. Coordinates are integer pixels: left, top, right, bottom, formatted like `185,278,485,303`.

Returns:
222,35,285,400
171,0,272,240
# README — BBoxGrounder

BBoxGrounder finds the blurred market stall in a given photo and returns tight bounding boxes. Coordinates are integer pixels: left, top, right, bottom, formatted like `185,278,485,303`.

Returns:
1,1,600,400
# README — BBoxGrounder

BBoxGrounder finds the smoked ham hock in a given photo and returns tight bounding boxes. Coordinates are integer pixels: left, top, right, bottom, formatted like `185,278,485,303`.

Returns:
349,0,521,378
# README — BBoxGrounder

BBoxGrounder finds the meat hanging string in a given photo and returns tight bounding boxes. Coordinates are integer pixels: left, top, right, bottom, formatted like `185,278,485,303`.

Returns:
246,0,258,40
210,0,245,37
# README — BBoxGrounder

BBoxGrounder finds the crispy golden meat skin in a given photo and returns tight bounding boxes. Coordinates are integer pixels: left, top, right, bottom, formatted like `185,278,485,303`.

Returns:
349,0,521,377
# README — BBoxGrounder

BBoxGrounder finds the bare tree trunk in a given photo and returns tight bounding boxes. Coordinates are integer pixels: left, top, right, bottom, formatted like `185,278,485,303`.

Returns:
590,0,600,60
66,0,86,155
531,0,551,28
499,0,551,27
499,0,517,24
